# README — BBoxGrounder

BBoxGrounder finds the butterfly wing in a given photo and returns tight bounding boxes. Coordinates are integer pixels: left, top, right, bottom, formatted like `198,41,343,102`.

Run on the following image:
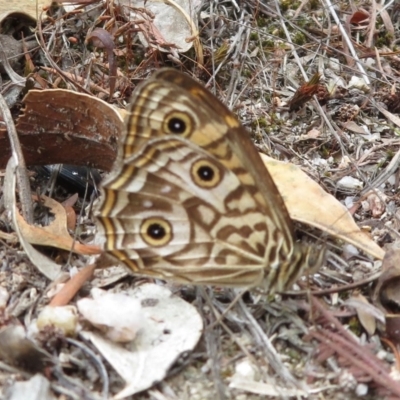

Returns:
98,136,303,289
97,69,321,291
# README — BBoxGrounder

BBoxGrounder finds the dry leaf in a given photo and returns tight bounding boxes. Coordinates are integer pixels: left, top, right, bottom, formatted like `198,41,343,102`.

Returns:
262,154,385,260
36,305,79,337
363,190,387,218
62,193,79,230
288,72,321,111
81,283,203,399
345,294,383,336
3,158,62,280
15,195,101,255
119,0,202,56
5,374,55,400
373,246,400,310
341,120,368,134
77,288,144,343
372,246,400,344
349,9,370,25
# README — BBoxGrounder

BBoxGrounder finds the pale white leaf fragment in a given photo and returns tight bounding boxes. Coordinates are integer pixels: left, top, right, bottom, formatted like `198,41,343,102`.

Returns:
119,0,201,53
77,288,144,343
337,176,364,190
6,374,55,400
36,305,78,337
233,359,259,381
229,379,308,397
356,383,369,396
342,244,359,260
304,128,321,139
0,286,9,308
80,283,203,399
339,155,352,169
347,76,370,92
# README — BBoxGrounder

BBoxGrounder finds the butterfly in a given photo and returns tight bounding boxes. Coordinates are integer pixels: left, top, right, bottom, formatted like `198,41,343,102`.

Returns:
96,69,323,293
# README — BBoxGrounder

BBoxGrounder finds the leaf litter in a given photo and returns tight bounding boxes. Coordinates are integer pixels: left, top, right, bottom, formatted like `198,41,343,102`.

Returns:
0,0,400,399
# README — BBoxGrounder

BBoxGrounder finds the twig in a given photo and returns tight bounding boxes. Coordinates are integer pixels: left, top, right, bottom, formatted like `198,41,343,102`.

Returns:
309,297,400,398
324,0,370,85
0,91,33,224
361,143,400,195
237,297,308,392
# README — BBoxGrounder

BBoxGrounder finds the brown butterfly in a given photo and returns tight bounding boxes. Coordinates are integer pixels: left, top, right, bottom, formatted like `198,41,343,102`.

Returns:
96,69,323,292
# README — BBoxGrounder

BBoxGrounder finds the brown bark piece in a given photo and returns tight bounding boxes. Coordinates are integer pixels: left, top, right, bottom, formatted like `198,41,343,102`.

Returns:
0,89,123,170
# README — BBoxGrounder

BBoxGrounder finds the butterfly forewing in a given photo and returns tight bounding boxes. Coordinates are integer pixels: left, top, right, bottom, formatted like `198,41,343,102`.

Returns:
96,69,322,292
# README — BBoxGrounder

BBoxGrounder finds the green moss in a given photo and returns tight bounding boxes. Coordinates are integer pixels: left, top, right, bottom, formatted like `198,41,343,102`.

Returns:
280,0,289,11
262,39,275,49
376,31,393,47
256,16,268,28
295,16,309,29
286,348,301,360
348,316,362,336
386,149,395,159
277,28,286,39
263,93,272,102
242,69,252,78
250,31,259,41
321,146,330,158
257,117,268,128
280,0,301,10
293,32,306,46
291,120,300,127
251,118,271,132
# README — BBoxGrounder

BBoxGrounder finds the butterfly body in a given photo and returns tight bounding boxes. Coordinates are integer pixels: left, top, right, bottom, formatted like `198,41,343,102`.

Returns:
96,69,322,292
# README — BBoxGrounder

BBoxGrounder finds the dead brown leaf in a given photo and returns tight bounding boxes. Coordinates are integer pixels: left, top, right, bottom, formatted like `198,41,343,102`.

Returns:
262,154,385,260
16,195,101,255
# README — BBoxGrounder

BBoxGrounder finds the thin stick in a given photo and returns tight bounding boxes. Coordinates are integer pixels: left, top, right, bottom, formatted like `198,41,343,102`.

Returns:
0,90,33,224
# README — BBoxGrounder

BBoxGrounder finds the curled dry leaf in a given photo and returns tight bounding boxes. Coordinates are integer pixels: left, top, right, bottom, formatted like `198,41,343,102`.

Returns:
364,190,387,218
345,294,384,336
373,246,400,309
349,9,370,25
16,195,101,255
372,246,400,344
262,154,385,260
86,28,117,97
62,193,79,230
